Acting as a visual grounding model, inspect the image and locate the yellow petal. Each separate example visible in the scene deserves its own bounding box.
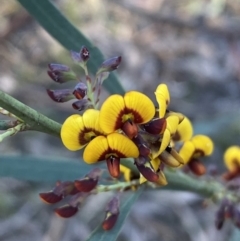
[191,135,214,157]
[107,133,139,158]
[179,141,195,164]
[174,117,193,141]
[83,136,109,164]
[156,170,168,186]
[139,174,147,184]
[124,91,155,124]
[82,109,103,133]
[224,146,240,172]
[151,158,161,171]
[166,115,179,135]
[61,114,85,151]
[155,84,170,118]
[99,94,125,133]
[120,165,131,182]
[152,129,171,159]
[159,151,181,167]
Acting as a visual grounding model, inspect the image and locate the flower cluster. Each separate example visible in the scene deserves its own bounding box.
[42,46,216,230]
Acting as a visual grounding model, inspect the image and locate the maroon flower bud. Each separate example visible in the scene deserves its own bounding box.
[188,158,206,176]
[97,56,121,75]
[46,89,75,103]
[73,82,87,100]
[72,99,89,111]
[48,63,77,83]
[102,196,120,230]
[39,191,63,204]
[135,158,159,183]
[142,118,167,135]
[106,156,120,178]
[122,119,138,139]
[132,135,151,157]
[74,168,103,192]
[70,46,90,63]
[55,205,78,218]
[80,46,90,62]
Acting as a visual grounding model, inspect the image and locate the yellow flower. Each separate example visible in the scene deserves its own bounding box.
[155,84,170,118]
[83,133,139,177]
[99,91,155,135]
[179,135,214,165]
[224,146,240,172]
[173,116,193,142]
[60,109,104,151]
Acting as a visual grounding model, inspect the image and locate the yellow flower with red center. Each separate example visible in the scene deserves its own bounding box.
[83,133,139,177]
[178,134,214,175]
[222,146,240,180]
[61,109,104,151]
[99,91,155,138]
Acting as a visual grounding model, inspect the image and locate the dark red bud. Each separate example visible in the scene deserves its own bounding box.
[48,64,76,83]
[73,82,87,99]
[102,196,120,230]
[46,89,75,103]
[74,178,98,192]
[132,135,151,157]
[74,168,103,192]
[72,99,89,111]
[106,156,120,178]
[97,56,121,74]
[39,191,62,204]
[80,46,90,62]
[122,120,138,139]
[102,212,119,230]
[135,159,159,183]
[188,159,206,176]
[55,205,78,218]
[142,118,167,135]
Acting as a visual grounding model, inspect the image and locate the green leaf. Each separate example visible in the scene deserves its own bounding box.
[0,155,95,182]
[86,187,144,241]
[17,0,125,95]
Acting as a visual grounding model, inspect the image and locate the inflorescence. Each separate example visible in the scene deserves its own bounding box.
[36,46,240,231]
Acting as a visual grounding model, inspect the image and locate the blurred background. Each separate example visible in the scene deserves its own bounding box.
[0,0,240,240]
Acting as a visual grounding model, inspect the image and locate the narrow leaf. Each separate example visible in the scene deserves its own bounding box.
[0,155,96,182]
[86,187,144,241]
[17,0,125,95]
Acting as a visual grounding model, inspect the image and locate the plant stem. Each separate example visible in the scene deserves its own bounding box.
[0,90,61,137]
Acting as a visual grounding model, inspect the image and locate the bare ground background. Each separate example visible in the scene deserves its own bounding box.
[0,0,240,240]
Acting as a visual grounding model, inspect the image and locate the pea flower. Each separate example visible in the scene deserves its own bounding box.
[99,91,155,138]
[223,146,240,180]
[83,133,139,178]
[61,109,104,151]
[179,135,214,175]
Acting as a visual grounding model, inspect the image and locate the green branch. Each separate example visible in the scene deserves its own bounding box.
[0,90,61,137]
